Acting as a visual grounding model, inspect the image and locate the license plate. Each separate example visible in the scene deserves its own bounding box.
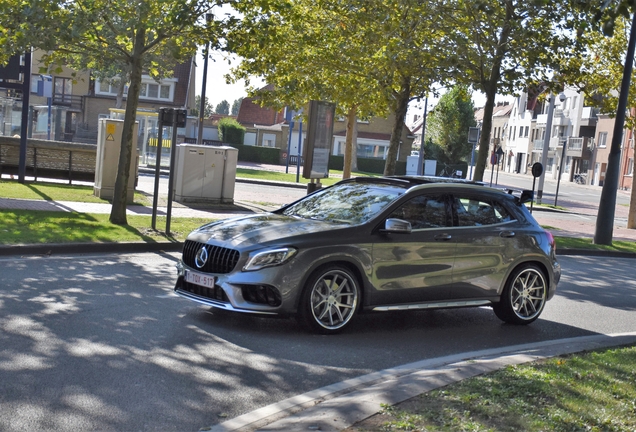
[184,270,216,289]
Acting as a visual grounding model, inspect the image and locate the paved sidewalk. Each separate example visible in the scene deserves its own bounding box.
[0,196,256,219]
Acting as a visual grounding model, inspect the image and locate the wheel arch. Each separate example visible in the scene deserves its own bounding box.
[294,258,367,312]
[498,259,550,298]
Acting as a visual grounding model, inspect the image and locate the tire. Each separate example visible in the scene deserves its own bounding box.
[298,265,360,334]
[493,264,547,325]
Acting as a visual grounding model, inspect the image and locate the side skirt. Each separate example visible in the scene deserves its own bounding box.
[371,299,492,312]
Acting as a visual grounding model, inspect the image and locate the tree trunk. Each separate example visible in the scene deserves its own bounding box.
[115,79,125,109]
[351,118,358,173]
[110,28,145,225]
[343,105,357,179]
[595,10,636,244]
[473,89,496,181]
[384,76,411,176]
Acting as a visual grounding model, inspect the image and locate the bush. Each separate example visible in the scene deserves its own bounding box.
[231,144,280,164]
[218,118,246,145]
[328,155,406,175]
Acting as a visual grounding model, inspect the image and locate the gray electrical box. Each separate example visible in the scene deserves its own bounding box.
[173,144,238,203]
[94,119,139,202]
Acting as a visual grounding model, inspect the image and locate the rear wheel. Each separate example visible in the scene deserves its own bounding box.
[298,265,360,334]
[493,264,547,325]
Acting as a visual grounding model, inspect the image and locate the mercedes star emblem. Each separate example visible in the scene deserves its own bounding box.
[194,246,209,269]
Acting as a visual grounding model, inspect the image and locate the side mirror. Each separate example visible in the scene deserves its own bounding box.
[381,218,412,234]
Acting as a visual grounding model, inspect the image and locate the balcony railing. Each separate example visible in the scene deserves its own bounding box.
[52,94,83,110]
[533,137,562,152]
[568,137,583,150]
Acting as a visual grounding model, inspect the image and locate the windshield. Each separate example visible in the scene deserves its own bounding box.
[281,181,406,224]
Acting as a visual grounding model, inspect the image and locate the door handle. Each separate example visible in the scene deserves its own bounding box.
[500,231,516,238]
[434,233,452,241]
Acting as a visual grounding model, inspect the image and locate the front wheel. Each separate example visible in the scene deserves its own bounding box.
[298,265,360,334]
[493,264,547,325]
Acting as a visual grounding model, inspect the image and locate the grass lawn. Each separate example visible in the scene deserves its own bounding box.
[555,236,636,253]
[0,210,211,244]
[0,179,151,205]
[347,344,636,432]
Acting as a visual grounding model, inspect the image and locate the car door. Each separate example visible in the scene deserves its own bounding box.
[449,192,522,300]
[369,193,457,306]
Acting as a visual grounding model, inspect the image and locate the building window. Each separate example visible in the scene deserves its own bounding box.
[54,77,73,103]
[30,75,40,94]
[524,126,529,137]
[598,132,608,148]
[629,158,634,176]
[96,78,174,102]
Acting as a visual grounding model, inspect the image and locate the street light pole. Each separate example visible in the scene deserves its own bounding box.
[537,94,556,204]
[197,13,213,145]
[554,139,567,207]
[417,96,428,175]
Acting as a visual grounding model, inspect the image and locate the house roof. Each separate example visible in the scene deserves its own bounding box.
[236,85,286,126]
[474,101,512,122]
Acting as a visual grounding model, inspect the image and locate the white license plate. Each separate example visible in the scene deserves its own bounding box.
[185,270,216,289]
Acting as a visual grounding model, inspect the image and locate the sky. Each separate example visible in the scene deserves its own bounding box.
[194,51,262,108]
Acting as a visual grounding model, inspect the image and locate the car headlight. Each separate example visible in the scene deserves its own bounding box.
[243,247,297,271]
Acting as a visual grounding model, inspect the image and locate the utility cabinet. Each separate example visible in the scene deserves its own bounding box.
[94,118,139,203]
[406,157,437,176]
[174,144,238,204]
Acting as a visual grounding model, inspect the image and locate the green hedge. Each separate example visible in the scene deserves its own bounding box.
[218,118,246,145]
[231,144,280,164]
[328,155,406,175]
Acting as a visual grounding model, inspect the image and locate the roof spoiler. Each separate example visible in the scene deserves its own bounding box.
[506,188,534,205]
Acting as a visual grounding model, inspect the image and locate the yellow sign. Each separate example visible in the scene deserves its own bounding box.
[106,134,115,141]
[106,124,116,135]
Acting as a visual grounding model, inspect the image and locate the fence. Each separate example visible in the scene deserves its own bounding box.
[0,136,97,183]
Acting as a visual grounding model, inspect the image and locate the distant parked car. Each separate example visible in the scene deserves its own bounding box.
[174,176,561,334]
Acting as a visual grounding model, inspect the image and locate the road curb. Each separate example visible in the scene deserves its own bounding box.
[208,333,636,432]
[0,241,183,256]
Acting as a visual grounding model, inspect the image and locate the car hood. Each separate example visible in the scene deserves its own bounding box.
[188,213,350,248]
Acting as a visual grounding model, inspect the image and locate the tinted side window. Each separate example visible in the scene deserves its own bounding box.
[454,197,514,227]
[389,195,448,229]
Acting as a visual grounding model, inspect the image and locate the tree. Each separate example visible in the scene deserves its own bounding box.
[558,16,636,233]
[443,0,594,182]
[426,86,476,164]
[0,0,224,225]
[231,97,243,115]
[227,0,451,177]
[215,100,230,115]
[192,95,214,118]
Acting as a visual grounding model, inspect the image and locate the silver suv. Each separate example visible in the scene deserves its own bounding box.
[174,176,561,334]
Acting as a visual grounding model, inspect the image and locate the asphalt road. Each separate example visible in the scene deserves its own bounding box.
[1,253,635,431]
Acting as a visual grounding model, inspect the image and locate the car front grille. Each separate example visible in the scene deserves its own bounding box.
[182,240,240,274]
[180,280,230,303]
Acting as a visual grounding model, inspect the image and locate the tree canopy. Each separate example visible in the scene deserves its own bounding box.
[193,95,214,118]
[231,97,243,115]
[0,0,226,225]
[215,99,230,115]
[427,86,476,164]
[442,0,594,181]
[227,0,452,176]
